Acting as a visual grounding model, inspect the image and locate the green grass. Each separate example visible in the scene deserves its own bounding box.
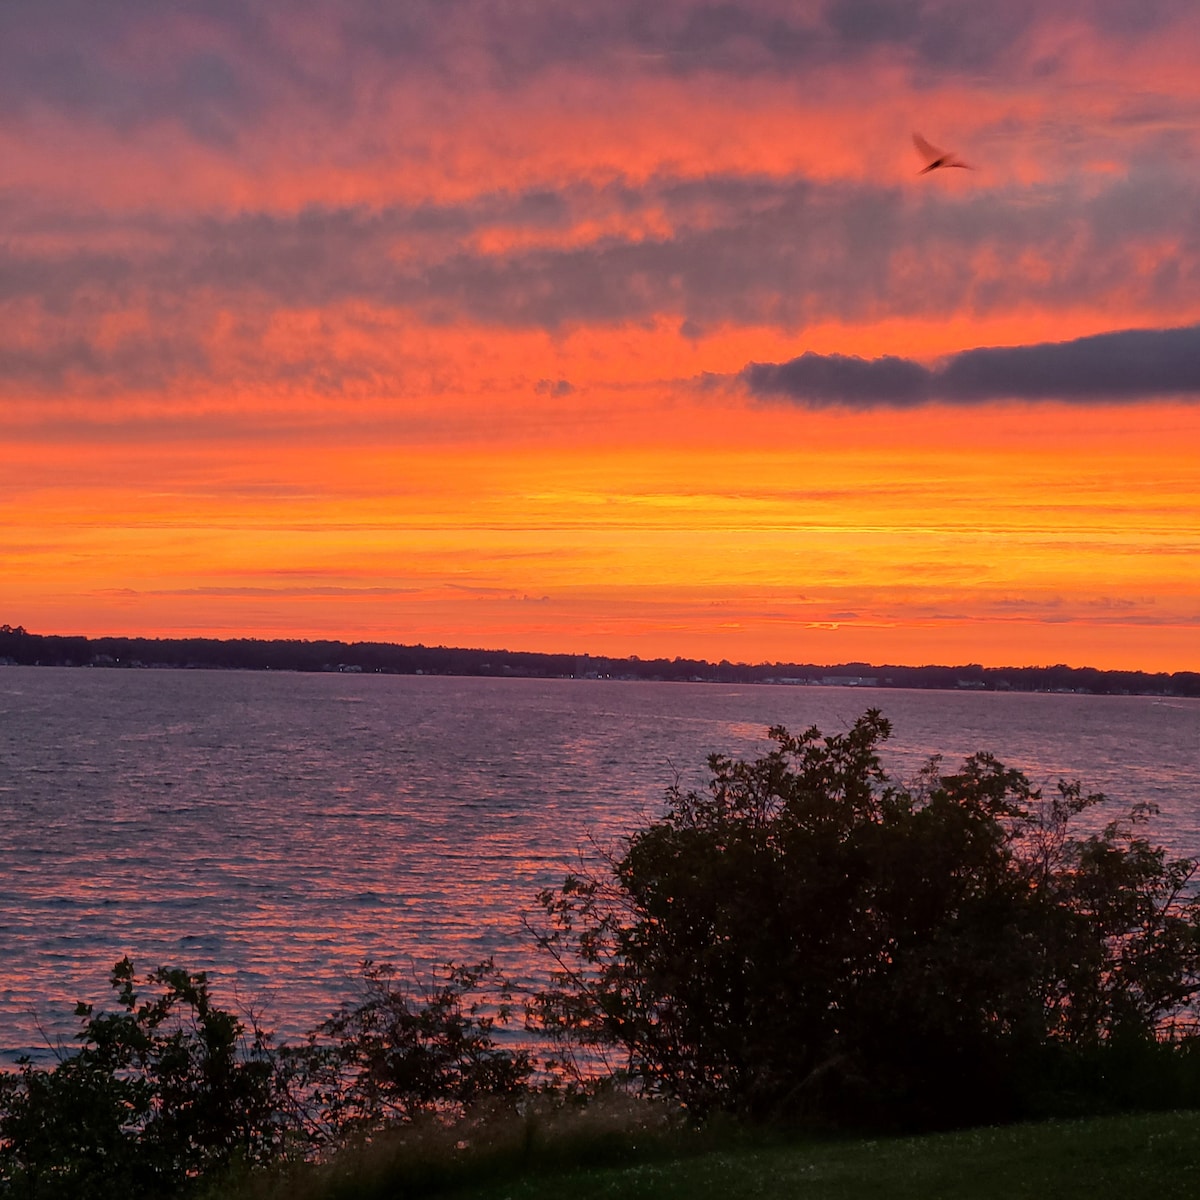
[222,1109,1200,1200]
[443,1112,1200,1200]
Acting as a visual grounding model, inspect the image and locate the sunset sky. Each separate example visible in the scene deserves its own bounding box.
[3,1,1198,671]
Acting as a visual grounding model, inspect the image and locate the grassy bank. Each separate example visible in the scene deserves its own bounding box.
[453,1112,1200,1200]
[226,1109,1200,1200]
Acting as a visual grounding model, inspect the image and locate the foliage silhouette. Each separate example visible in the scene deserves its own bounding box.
[0,958,534,1197]
[282,958,534,1147]
[0,958,283,1199]
[529,710,1200,1125]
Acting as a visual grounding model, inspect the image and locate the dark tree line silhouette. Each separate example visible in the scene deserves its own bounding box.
[2,625,1196,696]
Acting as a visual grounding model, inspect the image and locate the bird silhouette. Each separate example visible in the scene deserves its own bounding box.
[913,132,972,174]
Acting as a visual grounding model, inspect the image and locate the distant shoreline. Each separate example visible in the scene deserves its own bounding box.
[3,624,1197,698]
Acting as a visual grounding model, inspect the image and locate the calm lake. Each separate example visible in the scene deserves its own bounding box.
[1,667,1198,1061]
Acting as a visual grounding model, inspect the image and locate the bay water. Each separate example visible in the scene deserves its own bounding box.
[1,667,1197,1062]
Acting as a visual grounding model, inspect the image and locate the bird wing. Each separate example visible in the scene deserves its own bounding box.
[912,132,942,160]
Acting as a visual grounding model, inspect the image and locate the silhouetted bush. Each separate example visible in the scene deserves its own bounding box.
[0,959,284,1199]
[530,710,1200,1127]
[0,957,535,1197]
[281,959,534,1148]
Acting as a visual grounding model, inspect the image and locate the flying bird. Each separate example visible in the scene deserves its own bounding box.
[912,132,972,174]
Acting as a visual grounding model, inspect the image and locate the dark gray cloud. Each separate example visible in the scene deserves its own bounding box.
[535,378,574,397]
[0,1,267,141]
[0,330,211,393]
[741,352,929,406]
[740,323,1200,407]
[1,1,1191,128]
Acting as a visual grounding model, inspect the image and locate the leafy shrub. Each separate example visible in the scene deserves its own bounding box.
[280,958,534,1147]
[529,711,1200,1126]
[1,957,536,1196]
[0,958,284,1199]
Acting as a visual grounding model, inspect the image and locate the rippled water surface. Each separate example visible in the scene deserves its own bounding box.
[1,667,1197,1060]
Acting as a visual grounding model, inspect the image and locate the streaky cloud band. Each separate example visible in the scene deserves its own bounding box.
[740,323,1200,408]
